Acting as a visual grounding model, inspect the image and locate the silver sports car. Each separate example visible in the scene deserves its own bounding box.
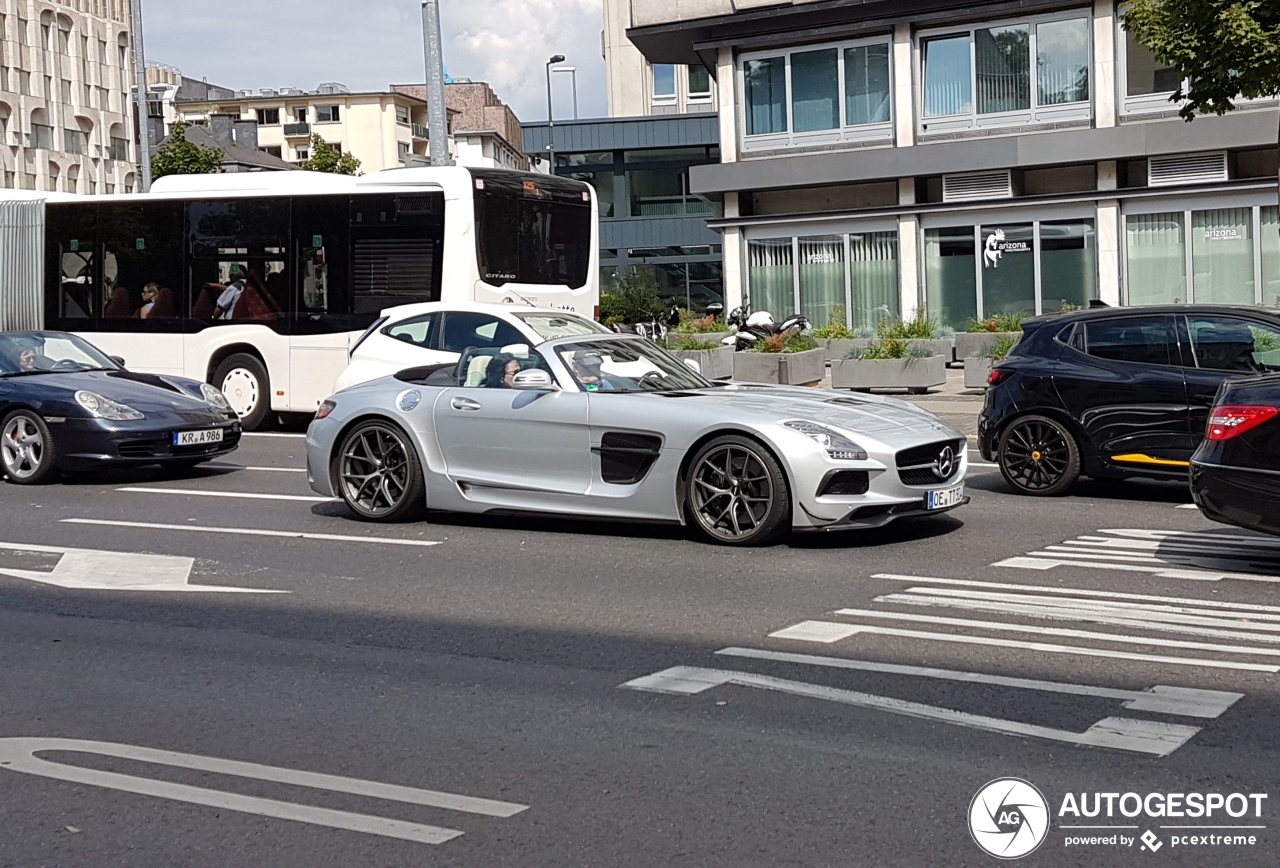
[306,334,970,545]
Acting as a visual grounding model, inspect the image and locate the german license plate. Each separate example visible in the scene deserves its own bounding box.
[173,428,224,447]
[926,484,964,510]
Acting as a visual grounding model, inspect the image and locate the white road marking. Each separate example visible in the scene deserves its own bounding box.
[997,528,1280,581]
[830,609,1280,659]
[61,519,442,548]
[116,487,331,503]
[765,620,1278,672]
[992,556,1253,581]
[0,737,526,845]
[206,463,308,474]
[239,432,306,439]
[714,647,1241,719]
[1177,504,1201,509]
[0,542,282,594]
[768,621,858,643]
[620,667,1200,756]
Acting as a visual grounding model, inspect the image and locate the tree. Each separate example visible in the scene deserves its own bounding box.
[599,266,664,327]
[299,134,361,175]
[150,121,223,180]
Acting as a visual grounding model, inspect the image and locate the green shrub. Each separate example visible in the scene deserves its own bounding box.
[661,335,723,351]
[755,332,820,353]
[813,304,853,339]
[965,312,1025,333]
[599,267,663,324]
[673,311,727,334]
[978,333,1019,361]
[878,309,943,340]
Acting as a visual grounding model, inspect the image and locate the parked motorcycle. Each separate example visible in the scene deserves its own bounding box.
[722,305,811,351]
[612,303,681,342]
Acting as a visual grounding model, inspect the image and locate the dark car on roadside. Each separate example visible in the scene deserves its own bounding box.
[1190,375,1280,536]
[978,305,1280,496]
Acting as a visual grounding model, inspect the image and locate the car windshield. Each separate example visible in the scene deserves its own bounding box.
[557,339,714,393]
[513,312,611,340]
[0,332,119,376]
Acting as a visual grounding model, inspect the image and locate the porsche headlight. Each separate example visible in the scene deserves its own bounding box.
[200,383,231,410]
[75,391,144,421]
[783,420,867,460]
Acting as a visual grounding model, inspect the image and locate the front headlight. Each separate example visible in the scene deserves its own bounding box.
[75,391,144,421]
[783,420,867,460]
[200,383,231,410]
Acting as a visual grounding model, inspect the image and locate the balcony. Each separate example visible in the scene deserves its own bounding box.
[412,123,429,140]
[284,122,311,138]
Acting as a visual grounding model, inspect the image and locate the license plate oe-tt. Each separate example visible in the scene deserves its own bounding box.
[173,428,224,447]
[926,484,964,510]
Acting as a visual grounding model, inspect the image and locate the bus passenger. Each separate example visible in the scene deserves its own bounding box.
[104,286,134,318]
[139,283,160,318]
[214,267,248,320]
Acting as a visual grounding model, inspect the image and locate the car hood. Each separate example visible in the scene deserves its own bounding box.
[6,370,215,413]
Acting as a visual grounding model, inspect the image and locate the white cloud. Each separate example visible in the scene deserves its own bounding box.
[143,0,606,121]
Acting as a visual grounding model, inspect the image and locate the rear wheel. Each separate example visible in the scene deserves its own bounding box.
[337,420,425,522]
[685,435,790,546]
[997,414,1081,496]
[214,353,270,431]
[1,410,57,485]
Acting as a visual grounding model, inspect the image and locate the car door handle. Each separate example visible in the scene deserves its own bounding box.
[450,397,482,411]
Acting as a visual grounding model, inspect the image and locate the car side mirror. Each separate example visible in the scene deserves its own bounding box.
[683,358,702,374]
[511,369,558,391]
[109,355,126,367]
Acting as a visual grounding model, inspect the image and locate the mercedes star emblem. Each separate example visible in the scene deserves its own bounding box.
[933,446,957,480]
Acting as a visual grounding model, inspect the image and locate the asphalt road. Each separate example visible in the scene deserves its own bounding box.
[1,430,1278,867]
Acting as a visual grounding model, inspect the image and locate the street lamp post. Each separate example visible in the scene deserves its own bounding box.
[128,0,152,192]
[553,67,578,119]
[545,54,564,171]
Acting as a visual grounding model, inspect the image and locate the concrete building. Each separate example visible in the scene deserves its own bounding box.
[154,114,296,174]
[141,63,234,145]
[175,83,454,173]
[622,0,1280,329]
[604,0,716,117]
[393,80,526,170]
[0,0,140,193]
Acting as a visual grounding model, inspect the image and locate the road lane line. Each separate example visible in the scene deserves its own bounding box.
[61,519,443,548]
[830,609,1280,658]
[891,587,1280,623]
[766,620,1279,672]
[1101,528,1280,548]
[991,556,1269,582]
[620,667,1200,756]
[239,432,306,439]
[115,487,330,503]
[714,647,1242,718]
[206,464,308,473]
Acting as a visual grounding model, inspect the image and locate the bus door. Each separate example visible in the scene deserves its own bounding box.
[289,195,355,412]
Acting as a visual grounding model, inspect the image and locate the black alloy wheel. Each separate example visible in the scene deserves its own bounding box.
[337,420,425,522]
[686,434,790,545]
[997,414,1081,496]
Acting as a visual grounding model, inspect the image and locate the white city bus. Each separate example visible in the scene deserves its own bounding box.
[23,166,598,428]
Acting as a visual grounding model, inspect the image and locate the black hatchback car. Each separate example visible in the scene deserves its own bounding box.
[1190,374,1280,536]
[978,305,1280,495]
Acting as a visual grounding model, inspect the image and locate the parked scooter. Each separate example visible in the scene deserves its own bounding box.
[613,303,681,342]
[722,305,811,351]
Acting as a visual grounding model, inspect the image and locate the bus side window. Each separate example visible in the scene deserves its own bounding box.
[294,195,351,321]
[99,202,185,324]
[46,203,98,325]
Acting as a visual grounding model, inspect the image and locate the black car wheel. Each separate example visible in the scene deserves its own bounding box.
[998,414,1081,496]
[337,420,425,522]
[1,410,57,485]
[686,435,790,546]
[214,353,270,431]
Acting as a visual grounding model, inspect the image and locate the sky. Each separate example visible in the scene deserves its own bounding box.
[143,0,608,123]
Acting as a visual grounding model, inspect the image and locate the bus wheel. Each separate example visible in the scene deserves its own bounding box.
[214,354,270,431]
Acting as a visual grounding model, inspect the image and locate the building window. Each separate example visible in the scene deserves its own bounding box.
[316,104,340,123]
[291,106,307,123]
[626,168,712,217]
[31,123,53,150]
[919,14,1091,135]
[741,38,892,151]
[749,233,901,328]
[395,105,410,125]
[687,65,711,102]
[652,64,677,104]
[1264,207,1280,307]
[1126,206,1273,306]
[259,145,282,158]
[256,107,280,125]
[398,141,410,162]
[295,148,309,161]
[109,136,128,161]
[64,129,87,154]
[1122,26,1181,114]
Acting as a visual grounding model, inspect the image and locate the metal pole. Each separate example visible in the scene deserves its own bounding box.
[129,0,152,192]
[421,0,452,166]
[545,62,555,170]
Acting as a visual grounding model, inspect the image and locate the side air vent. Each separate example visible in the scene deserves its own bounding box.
[595,432,662,485]
[942,170,1014,203]
[1148,151,1229,187]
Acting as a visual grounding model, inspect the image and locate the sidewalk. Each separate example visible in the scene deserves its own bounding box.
[816,365,984,439]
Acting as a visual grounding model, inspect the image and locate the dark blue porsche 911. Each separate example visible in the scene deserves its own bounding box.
[0,331,241,484]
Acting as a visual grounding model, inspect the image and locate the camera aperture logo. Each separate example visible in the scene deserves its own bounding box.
[969,778,1050,859]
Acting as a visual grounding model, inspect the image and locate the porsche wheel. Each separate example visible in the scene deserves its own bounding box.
[1,410,57,485]
[686,435,790,546]
[998,414,1081,496]
[337,420,425,522]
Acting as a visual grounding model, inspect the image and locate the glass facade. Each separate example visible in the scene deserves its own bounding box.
[849,232,900,328]
[1040,221,1097,312]
[1264,208,1280,307]
[748,239,794,316]
[745,57,787,135]
[1124,29,1180,97]
[980,223,1035,315]
[1192,209,1254,306]
[791,49,840,132]
[845,44,892,125]
[748,233,899,327]
[797,235,845,324]
[925,227,979,327]
[1037,19,1090,105]
[975,25,1030,114]
[923,36,971,117]
[1126,213,1186,305]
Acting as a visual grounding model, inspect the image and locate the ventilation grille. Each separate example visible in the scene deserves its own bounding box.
[1149,151,1229,187]
[942,170,1013,203]
[353,239,437,311]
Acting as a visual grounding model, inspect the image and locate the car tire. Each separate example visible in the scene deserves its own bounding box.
[685,434,790,546]
[1,409,58,485]
[214,353,270,431]
[997,414,1081,496]
[336,419,426,522]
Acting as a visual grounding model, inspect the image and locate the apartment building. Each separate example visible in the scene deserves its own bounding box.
[393,80,526,170]
[0,0,139,193]
[622,0,1280,329]
[175,83,452,173]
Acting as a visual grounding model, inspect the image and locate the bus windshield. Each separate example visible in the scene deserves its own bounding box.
[471,170,592,290]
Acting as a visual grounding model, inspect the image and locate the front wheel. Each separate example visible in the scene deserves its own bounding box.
[337,420,425,522]
[685,435,790,545]
[997,414,1081,496]
[1,410,58,484]
[214,353,270,431]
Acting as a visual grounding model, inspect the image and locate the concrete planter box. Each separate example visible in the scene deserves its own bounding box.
[908,338,954,360]
[667,345,735,380]
[824,338,867,362]
[733,347,826,386]
[955,332,1019,362]
[963,357,994,389]
[830,355,948,394]
[672,330,731,345]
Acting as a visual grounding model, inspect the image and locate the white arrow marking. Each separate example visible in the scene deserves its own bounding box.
[620,667,1200,756]
[0,737,527,845]
[0,542,283,593]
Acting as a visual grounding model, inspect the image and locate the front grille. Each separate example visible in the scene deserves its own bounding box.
[896,438,966,487]
[818,470,870,497]
[118,440,162,458]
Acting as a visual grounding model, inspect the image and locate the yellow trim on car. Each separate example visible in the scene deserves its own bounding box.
[1110,453,1191,468]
